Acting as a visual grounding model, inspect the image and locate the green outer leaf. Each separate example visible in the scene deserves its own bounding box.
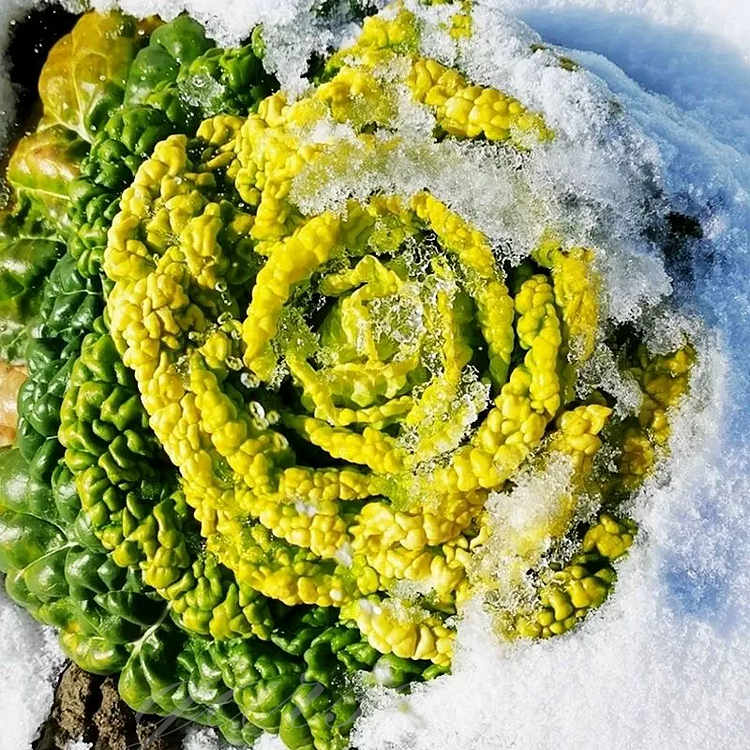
[38,11,144,142]
[118,613,395,749]
[0,214,63,362]
[7,125,88,231]
[0,447,55,521]
[175,45,275,118]
[124,15,214,105]
[59,629,131,674]
[0,243,159,675]
[0,507,65,572]
[0,442,165,675]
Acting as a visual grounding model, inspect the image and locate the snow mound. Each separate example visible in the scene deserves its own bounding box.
[0,597,65,750]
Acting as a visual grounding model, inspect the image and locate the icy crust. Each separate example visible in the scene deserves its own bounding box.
[425,0,674,324]
[89,0,350,93]
[469,452,580,606]
[89,0,305,43]
[289,0,675,330]
[182,725,288,749]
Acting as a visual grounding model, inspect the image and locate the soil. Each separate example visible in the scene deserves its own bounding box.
[32,662,185,750]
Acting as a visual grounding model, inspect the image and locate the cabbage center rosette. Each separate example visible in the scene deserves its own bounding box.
[0,3,700,747]
[102,7,641,667]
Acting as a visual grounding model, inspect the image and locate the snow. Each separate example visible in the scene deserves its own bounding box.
[0,596,65,750]
[250,734,287,750]
[492,0,750,155]
[473,453,579,600]
[1,1,749,749]
[493,0,750,65]
[182,726,287,750]
[182,726,235,750]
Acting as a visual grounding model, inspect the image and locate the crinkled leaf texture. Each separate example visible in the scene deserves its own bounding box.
[0,4,697,750]
[124,15,213,105]
[0,211,62,362]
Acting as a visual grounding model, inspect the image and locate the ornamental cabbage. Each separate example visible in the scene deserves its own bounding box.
[0,4,695,749]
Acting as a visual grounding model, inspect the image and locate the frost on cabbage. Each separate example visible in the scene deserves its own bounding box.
[0,2,697,749]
